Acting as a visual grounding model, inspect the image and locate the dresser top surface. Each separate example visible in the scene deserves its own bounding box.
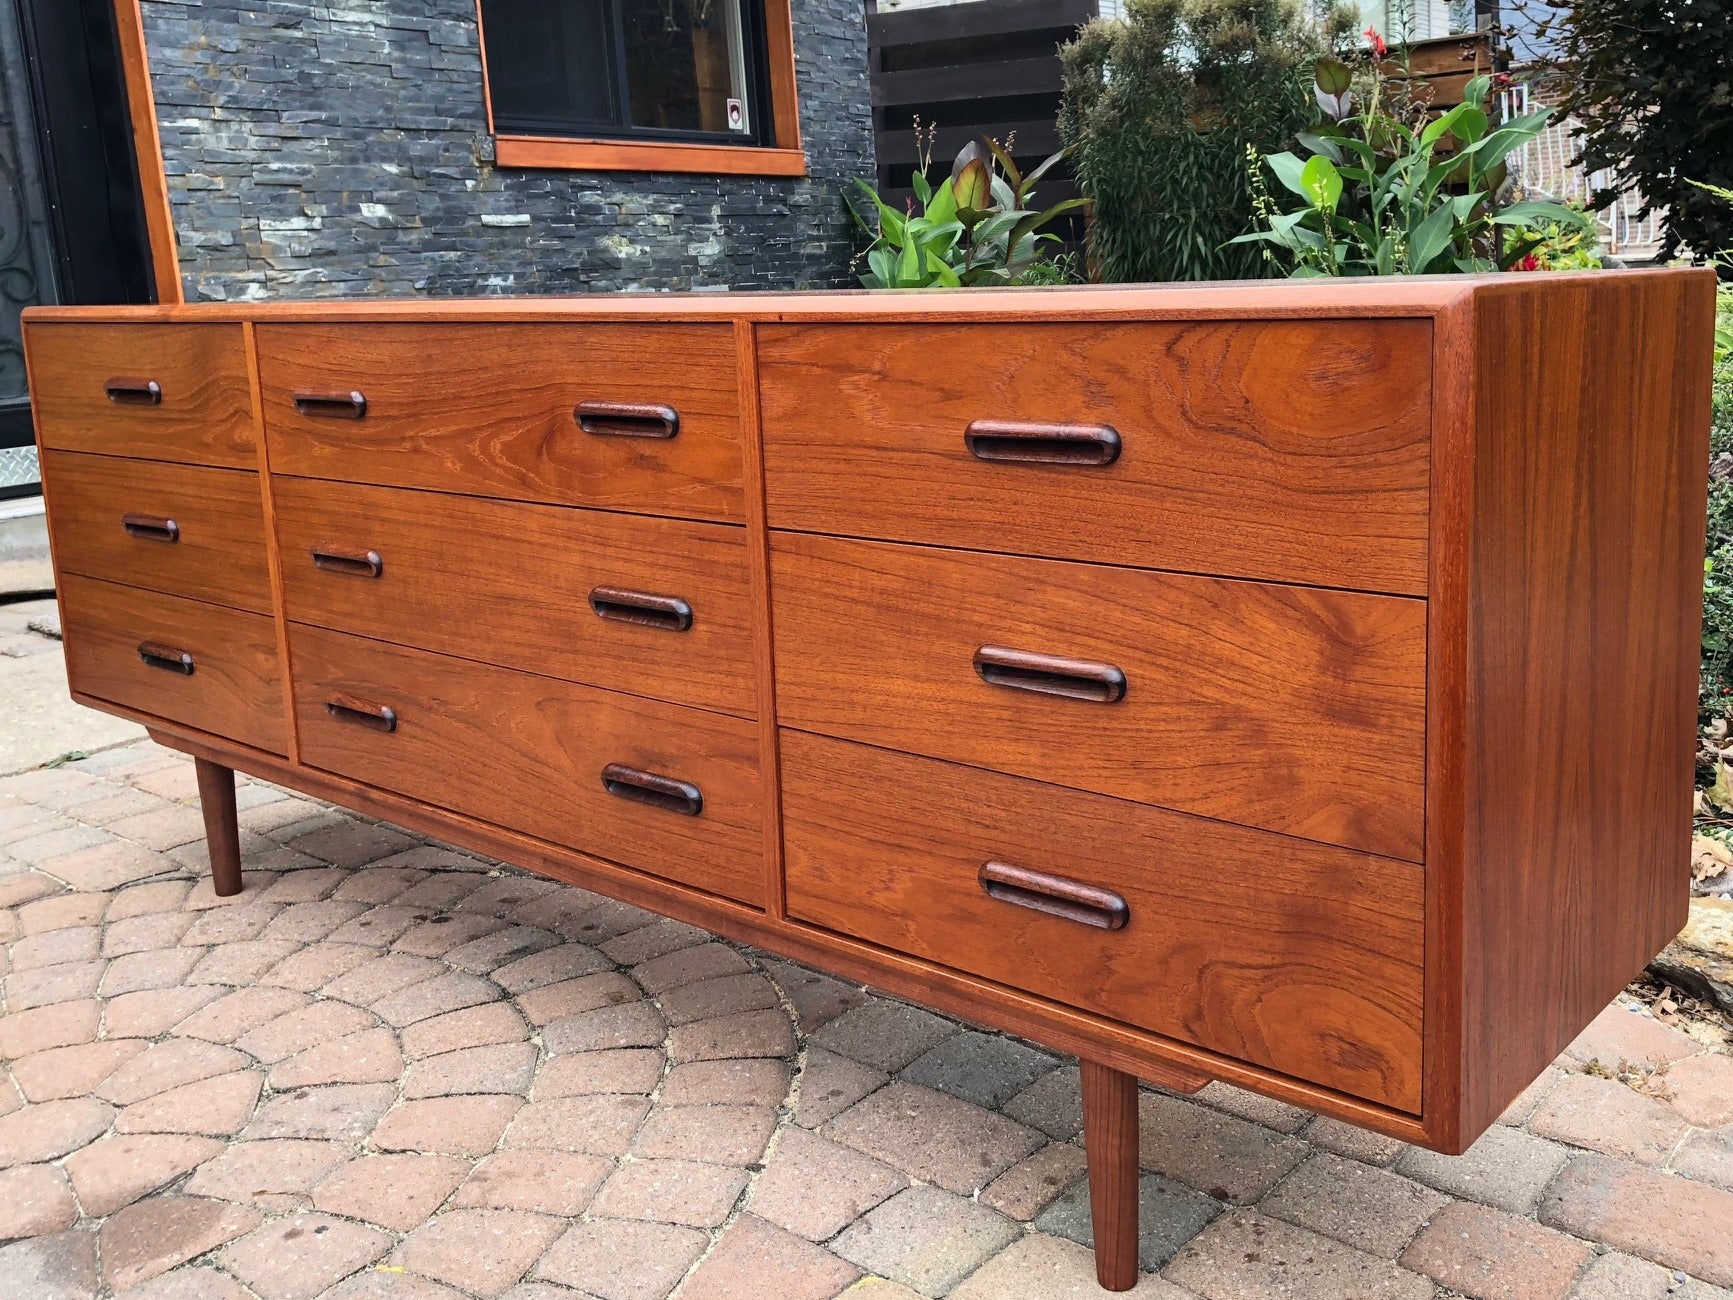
[25,268,1713,327]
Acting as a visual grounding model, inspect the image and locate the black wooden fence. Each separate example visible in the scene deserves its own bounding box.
[866,0,1097,231]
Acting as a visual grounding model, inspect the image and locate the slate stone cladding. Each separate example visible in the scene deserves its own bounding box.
[136,0,875,299]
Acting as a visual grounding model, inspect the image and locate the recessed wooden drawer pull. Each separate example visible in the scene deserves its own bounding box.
[104,377,162,406]
[601,763,704,816]
[311,545,384,579]
[979,860,1130,931]
[574,401,679,439]
[589,586,694,632]
[137,641,195,675]
[973,645,1127,704]
[325,692,398,732]
[964,420,1121,467]
[293,390,367,420]
[122,513,180,543]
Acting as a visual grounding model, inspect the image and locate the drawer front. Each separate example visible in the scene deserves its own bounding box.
[772,533,1425,861]
[758,320,1431,595]
[58,574,287,755]
[782,732,1424,1112]
[25,322,256,468]
[273,478,755,717]
[290,625,764,906]
[42,452,272,614]
[256,323,744,522]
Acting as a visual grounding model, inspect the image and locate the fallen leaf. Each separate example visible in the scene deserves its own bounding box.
[1693,834,1733,882]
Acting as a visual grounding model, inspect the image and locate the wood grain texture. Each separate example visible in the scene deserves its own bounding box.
[244,320,304,765]
[289,625,764,906]
[1444,270,1717,1145]
[40,451,271,613]
[255,322,744,521]
[758,319,1432,593]
[24,322,253,465]
[494,137,808,175]
[771,532,1427,861]
[1080,1061,1141,1292]
[110,0,181,303]
[142,717,1435,1142]
[781,732,1425,1110]
[58,573,286,755]
[195,758,242,896]
[271,477,756,717]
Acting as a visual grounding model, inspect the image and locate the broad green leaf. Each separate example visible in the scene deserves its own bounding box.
[1488,200,1593,228]
[911,169,932,207]
[1265,152,1311,199]
[1407,200,1458,272]
[1301,155,1342,212]
[1314,56,1352,94]
[924,177,959,228]
[953,159,992,214]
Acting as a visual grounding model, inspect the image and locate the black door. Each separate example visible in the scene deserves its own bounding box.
[0,0,155,498]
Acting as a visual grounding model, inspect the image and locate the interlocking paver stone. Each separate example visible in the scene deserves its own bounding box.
[0,1096,114,1166]
[952,1234,1198,1299]
[313,1153,472,1231]
[632,1102,777,1166]
[101,1195,263,1292]
[271,1027,405,1088]
[665,1007,794,1062]
[1540,1154,1733,1286]
[1401,1199,1593,1300]
[401,1002,530,1061]
[5,958,104,1010]
[900,1030,1059,1109]
[1137,1092,1308,1205]
[1664,1052,1733,1128]
[762,958,866,1032]
[824,1081,1043,1194]
[375,1095,526,1157]
[631,941,750,994]
[981,1142,1089,1221]
[533,1047,664,1099]
[0,1163,78,1237]
[0,1229,100,1299]
[185,1138,351,1208]
[1529,1073,1691,1164]
[600,917,707,966]
[113,1070,264,1136]
[11,1039,144,1100]
[245,1081,399,1142]
[1397,1123,1571,1214]
[517,972,640,1027]
[504,1095,650,1156]
[680,1214,860,1300]
[125,1265,256,1300]
[832,1185,1021,1298]
[220,1211,393,1300]
[812,999,958,1072]
[97,1038,251,1104]
[452,1150,612,1217]
[1260,1152,1447,1256]
[535,1219,708,1300]
[749,1127,908,1240]
[404,1042,538,1098]
[176,986,312,1043]
[101,911,194,958]
[65,1134,224,1216]
[1163,1209,1433,1300]
[1036,1171,1222,1270]
[492,943,612,994]
[0,997,100,1058]
[591,1157,748,1227]
[656,971,781,1026]
[396,1208,568,1297]
[1566,1004,1701,1072]
[1305,1115,1408,1167]
[1001,1064,1083,1141]
[1195,1081,1312,1135]
[662,1056,791,1106]
[1673,1125,1733,1191]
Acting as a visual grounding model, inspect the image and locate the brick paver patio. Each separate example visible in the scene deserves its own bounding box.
[2,738,1732,1299]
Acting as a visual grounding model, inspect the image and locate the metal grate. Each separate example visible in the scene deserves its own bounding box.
[0,444,38,493]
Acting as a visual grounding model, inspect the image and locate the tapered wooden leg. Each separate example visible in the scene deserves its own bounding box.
[194,758,243,898]
[1080,1059,1140,1291]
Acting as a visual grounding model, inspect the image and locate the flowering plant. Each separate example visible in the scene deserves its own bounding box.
[1232,40,1592,276]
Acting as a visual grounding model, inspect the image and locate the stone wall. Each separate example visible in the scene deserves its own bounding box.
[136,0,875,299]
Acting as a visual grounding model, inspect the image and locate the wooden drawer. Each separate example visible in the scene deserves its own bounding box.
[272,478,755,717]
[256,323,744,522]
[42,452,272,614]
[290,625,763,906]
[58,574,287,755]
[758,320,1431,594]
[772,533,1425,861]
[782,732,1424,1112]
[24,322,256,468]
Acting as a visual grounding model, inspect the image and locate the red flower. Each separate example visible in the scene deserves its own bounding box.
[1364,24,1388,58]
[1508,253,1542,272]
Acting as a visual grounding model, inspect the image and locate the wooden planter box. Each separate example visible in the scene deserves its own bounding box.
[23,270,1717,1290]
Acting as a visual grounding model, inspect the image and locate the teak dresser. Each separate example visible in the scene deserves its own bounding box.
[23,272,1717,1290]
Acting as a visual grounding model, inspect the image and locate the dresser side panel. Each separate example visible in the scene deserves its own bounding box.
[1459,270,1715,1141]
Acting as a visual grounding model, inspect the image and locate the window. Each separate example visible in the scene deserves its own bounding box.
[476,0,804,174]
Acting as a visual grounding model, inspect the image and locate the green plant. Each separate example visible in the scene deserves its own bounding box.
[1234,56,1593,275]
[1058,0,1348,283]
[1502,201,1603,271]
[848,133,1086,288]
[1522,0,1731,271]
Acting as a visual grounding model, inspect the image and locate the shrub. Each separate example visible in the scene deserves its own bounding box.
[1702,287,1733,719]
[1058,0,1348,282]
[1526,0,1732,269]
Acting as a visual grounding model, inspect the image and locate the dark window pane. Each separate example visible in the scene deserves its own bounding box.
[620,0,751,136]
[480,0,617,132]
